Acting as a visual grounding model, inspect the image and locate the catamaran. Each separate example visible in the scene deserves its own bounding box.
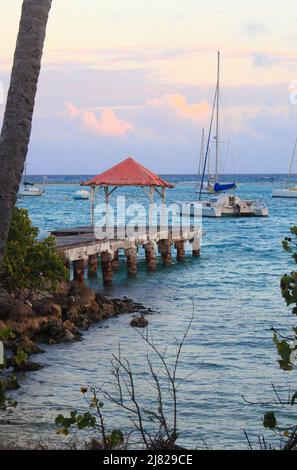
[272,138,297,198]
[181,51,269,218]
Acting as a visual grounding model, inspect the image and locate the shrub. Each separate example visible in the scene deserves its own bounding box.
[0,208,67,293]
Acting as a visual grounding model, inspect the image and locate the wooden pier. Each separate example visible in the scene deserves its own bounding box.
[51,225,202,286]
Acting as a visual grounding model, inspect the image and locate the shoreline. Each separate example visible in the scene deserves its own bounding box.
[0,282,151,391]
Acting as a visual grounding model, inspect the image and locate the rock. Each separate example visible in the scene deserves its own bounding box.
[37,318,66,343]
[102,304,115,318]
[95,293,111,306]
[64,329,76,343]
[0,293,35,321]
[17,336,43,355]
[113,300,126,315]
[68,285,96,302]
[32,300,62,319]
[130,316,149,328]
[0,375,20,391]
[57,281,71,296]
[13,361,43,372]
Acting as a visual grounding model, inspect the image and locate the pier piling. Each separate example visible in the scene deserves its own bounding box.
[112,250,120,271]
[192,248,201,258]
[73,259,86,285]
[175,241,186,262]
[144,242,157,271]
[159,240,172,267]
[125,248,138,276]
[88,254,98,278]
[101,252,114,286]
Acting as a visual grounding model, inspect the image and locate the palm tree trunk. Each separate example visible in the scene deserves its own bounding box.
[0,0,52,266]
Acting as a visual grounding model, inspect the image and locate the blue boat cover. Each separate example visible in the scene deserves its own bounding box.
[214,182,236,193]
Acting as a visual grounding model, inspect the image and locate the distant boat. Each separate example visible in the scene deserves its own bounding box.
[272,138,297,198]
[73,190,90,200]
[179,194,268,218]
[200,195,268,218]
[19,183,43,197]
[19,163,43,197]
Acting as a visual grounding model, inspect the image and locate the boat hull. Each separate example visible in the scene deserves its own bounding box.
[272,189,297,198]
[73,190,90,200]
[19,190,42,197]
[178,195,269,218]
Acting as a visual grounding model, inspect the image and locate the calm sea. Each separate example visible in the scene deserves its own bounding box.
[1,174,297,449]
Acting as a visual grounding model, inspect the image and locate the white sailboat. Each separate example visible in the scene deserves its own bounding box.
[272,138,297,198]
[19,163,43,197]
[180,51,269,218]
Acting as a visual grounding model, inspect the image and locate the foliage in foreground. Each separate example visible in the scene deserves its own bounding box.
[0,208,67,292]
[261,227,297,450]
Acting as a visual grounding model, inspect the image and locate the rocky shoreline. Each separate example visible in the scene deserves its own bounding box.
[0,282,151,390]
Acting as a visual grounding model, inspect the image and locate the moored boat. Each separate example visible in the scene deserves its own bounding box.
[73,190,90,200]
[19,183,43,197]
[178,195,268,218]
[272,138,297,198]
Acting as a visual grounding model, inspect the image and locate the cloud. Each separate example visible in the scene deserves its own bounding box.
[65,102,135,137]
[252,51,297,69]
[147,93,211,122]
[242,21,267,37]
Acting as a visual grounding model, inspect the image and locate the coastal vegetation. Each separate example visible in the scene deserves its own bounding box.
[258,227,297,450]
[0,208,67,293]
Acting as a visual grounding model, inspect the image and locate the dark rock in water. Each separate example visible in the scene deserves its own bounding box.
[63,329,76,343]
[0,375,20,391]
[17,335,43,355]
[13,361,43,372]
[102,303,115,318]
[95,293,111,306]
[130,316,149,328]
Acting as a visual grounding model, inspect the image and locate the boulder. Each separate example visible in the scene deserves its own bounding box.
[68,284,96,302]
[57,281,71,296]
[64,329,76,343]
[95,293,111,307]
[102,303,115,318]
[32,300,62,319]
[130,316,149,328]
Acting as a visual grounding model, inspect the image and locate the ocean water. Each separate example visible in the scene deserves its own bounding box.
[1,174,297,450]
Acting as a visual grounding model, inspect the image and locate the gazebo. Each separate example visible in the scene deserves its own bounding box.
[82,157,174,225]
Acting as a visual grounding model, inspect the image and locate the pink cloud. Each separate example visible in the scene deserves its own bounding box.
[148,94,211,122]
[65,102,134,137]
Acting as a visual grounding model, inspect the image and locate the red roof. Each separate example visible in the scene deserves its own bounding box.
[82,157,174,188]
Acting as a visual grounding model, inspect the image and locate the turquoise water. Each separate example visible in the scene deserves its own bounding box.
[2,175,297,449]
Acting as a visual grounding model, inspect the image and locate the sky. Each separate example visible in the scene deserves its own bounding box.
[0,0,297,174]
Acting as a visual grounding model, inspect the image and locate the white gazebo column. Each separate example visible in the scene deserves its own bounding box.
[149,187,155,230]
[90,185,95,226]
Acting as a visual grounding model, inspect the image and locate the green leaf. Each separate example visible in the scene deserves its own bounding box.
[263,412,277,430]
[0,327,15,341]
[14,348,28,366]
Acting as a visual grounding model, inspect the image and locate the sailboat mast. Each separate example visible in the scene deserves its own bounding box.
[286,137,297,189]
[215,51,220,181]
[198,128,205,176]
